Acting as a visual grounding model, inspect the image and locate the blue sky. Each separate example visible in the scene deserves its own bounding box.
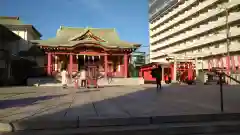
[1,0,149,52]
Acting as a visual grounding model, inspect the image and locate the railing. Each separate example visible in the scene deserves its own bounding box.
[208,69,240,112]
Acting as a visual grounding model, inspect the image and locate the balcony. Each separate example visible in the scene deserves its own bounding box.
[150,0,219,37]
[151,11,240,51]
[151,3,240,44]
[151,28,240,59]
[150,0,196,29]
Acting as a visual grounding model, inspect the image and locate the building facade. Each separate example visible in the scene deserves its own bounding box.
[149,0,240,73]
[130,52,146,67]
[0,17,42,85]
[0,17,42,54]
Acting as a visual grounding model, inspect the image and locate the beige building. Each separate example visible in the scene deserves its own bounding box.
[149,0,240,72]
[0,17,42,84]
[0,16,42,55]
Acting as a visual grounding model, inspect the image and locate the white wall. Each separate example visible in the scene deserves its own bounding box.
[12,29,40,52]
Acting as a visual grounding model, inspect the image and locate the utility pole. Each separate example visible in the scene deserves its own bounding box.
[225,8,231,75]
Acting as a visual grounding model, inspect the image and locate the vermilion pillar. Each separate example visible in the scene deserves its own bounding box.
[170,64,174,80]
[220,58,224,69]
[226,56,230,75]
[188,63,193,80]
[124,53,128,78]
[69,54,73,77]
[47,53,52,76]
[104,55,108,78]
[231,56,236,72]
[238,56,240,72]
[139,69,142,77]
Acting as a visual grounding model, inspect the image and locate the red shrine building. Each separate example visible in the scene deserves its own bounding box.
[32,26,141,78]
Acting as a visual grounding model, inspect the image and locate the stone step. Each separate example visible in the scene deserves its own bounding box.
[3,113,240,134]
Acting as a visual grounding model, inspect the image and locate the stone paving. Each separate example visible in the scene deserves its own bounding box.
[0,84,240,122]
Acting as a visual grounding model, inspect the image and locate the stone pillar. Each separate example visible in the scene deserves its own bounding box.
[124,53,128,78]
[104,55,108,78]
[173,57,177,82]
[69,54,73,77]
[47,53,52,76]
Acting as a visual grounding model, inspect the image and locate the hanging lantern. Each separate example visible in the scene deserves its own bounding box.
[76,55,78,59]
[84,55,85,61]
[98,55,100,59]
[92,56,94,61]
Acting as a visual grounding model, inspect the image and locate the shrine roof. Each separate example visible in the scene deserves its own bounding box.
[31,26,141,49]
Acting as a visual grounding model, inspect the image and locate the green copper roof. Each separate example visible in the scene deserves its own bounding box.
[32,26,141,49]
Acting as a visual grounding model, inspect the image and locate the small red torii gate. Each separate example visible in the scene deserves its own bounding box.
[166,56,196,83]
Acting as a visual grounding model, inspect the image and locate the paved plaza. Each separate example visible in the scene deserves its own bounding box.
[0,84,240,123]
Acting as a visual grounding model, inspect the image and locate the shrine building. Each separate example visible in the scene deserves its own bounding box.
[32,26,141,78]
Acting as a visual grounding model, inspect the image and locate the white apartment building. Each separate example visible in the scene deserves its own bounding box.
[149,0,240,71]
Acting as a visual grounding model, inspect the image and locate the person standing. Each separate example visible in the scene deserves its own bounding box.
[151,65,162,91]
[80,67,87,88]
[61,68,68,88]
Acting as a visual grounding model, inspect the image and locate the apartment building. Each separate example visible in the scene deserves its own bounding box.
[149,0,240,71]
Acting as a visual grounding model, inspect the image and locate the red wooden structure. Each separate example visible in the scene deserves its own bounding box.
[139,62,171,83]
[32,26,141,80]
[176,62,195,82]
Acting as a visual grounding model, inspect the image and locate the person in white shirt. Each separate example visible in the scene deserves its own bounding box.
[80,67,87,88]
[61,68,68,88]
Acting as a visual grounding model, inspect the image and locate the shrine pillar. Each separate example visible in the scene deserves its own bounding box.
[104,55,108,78]
[226,56,230,75]
[195,58,199,78]
[173,57,177,82]
[69,54,73,77]
[54,55,58,71]
[47,53,52,76]
[238,56,240,72]
[124,53,128,78]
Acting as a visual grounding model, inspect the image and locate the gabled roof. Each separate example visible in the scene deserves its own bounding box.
[57,26,120,42]
[0,16,42,37]
[32,26,141,49]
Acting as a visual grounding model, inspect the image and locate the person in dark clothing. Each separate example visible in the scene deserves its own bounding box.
[151,65,162,91]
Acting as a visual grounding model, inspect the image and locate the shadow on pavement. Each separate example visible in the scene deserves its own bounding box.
[2,84,240,134]
[0,94,67,109]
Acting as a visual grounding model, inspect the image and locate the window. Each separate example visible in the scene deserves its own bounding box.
[215,44,219,48]
[198,48,202,52]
